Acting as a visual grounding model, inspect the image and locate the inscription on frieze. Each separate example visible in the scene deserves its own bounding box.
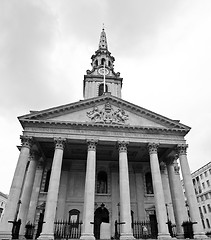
[87,102,129,124]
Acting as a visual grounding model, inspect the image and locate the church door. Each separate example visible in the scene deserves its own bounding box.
[149,214,158,238]
[94,204,109,239]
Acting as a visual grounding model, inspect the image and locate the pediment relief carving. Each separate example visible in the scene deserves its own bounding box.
[87,102,129,125]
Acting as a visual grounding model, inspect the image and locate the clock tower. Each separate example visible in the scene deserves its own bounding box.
[83,28,123,99]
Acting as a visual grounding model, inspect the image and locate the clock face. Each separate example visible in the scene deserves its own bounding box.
[98,67,109,75]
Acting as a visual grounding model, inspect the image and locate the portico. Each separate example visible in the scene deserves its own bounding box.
[0,28,207,240]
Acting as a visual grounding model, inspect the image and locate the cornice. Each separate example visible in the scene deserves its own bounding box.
[19,118,189,135]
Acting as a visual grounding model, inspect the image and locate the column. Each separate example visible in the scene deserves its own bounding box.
[166,156,188,238]
[0,136,33,240]
[177,144,206,239]
[80,139,97,240]
[148,143,170,240]
[118,141,134,240]
[39,138,66,240]
[160,162,175,225]
[18,152,38,238]
[27,158,44,223]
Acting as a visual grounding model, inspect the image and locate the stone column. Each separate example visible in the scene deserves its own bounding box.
[160,162,175,225]
[19,152,38,237]
[27,158,44,223]
[118,141,134,240]
[0,136,33,240]
[148,143,170,240]
[177,144,206,239]
[166,156,187,238]
[80,140,97,240]
[39,138,66,240]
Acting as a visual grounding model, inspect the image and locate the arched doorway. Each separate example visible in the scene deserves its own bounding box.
[94,203,109,239]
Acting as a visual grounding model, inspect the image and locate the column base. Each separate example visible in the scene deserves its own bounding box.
[194,232,208,239]
[120,233,135,240]
[38,233,54,240]
[80,233,95,240]
[157,233,171,240]
[176,233,184,239]
[0,231,12,240]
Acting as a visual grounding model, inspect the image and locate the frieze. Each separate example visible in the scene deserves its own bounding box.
[87,102,129,125]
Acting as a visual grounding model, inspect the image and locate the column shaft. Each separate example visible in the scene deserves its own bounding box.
[19,153,38,237]
[27,160,44,223]
[160,162,175,225]
[118,141,134,240]
[167,158,187,238]
[80,140,97,240]
[177,145,206,238]
[0,136,32,240]
[39,138,65,240]
[148,143,170,240]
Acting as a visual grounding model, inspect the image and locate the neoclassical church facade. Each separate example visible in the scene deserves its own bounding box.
[0,29,207,240]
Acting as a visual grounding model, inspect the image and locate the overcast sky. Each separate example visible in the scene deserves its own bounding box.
[0,0,211,194]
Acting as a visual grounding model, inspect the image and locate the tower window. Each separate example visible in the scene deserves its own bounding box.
[145,172,153,194]
[95,60,98,67]
[99,84,108,96]
[101,58,105,65]
[108,61,111,67]
[97,171,108,194]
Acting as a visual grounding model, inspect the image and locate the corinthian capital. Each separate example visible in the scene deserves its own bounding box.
[176,144,188,156]
[54,137,66,150]
[20,136,33,149]
[117,141,129,152]
[87,139,98,151]
[148,143,159,154]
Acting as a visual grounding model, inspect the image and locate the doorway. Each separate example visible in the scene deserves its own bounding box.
[94,203,109,239]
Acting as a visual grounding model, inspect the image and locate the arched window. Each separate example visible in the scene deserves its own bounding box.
[145,172,153,194]
[108,61,111,67]
[44,170,51,192]
[101,58,105,65]
[97,171,108,194]
[95,60,98,67]
[99,84,108,96]
[69,209,80,223]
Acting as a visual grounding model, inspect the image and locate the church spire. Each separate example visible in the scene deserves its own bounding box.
[98,27,108,50]
[83,28,123,99]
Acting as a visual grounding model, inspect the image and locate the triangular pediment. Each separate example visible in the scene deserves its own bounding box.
[19,94,190,134]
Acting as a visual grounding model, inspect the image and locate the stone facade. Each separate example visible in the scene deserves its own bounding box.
[0,29,206,240]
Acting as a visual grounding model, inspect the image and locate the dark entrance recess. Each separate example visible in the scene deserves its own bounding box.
[149,214,158,238]
[94,203,109,239]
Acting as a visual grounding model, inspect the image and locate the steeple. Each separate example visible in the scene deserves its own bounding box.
[83,28,123,99]
[99,27,108,50]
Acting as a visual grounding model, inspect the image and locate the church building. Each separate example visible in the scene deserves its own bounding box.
[0,29,207,240]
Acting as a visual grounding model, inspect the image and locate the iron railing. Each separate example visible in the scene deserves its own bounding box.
[54,220,82,239]
[132,220,157,239]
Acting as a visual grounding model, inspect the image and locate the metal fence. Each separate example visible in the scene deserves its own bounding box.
[132,220,157,239]
[54,220,83,239]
